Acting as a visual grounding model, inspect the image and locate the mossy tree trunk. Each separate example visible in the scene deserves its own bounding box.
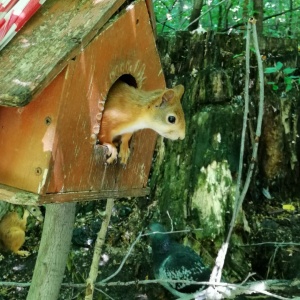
[150,32,300,280]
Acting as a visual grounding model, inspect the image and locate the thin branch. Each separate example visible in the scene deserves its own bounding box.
[208,17,265,290]
[166,210,174,231]
[240,273,257,285]
[85,198,115,300]
[1,278,298,300]
[155,17,176,30]
[230,15,265,255]
[95,279,295,300]
[239,242,300,247]
[94,287,115,300]
[184,0,227,30]
[232,17,251,230]
[100,227,202,284]
[221,6,300,32]
[101,231,143,283]
[0,282,31,287]
[160,0,179,32]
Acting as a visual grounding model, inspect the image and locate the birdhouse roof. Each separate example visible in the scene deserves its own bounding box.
[0,0,155,107]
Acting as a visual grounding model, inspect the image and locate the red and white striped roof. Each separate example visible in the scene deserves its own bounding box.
[0,0,46,50]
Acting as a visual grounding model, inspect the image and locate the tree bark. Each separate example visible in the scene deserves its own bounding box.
[253,0,263,37]
[188,0,204,31]
[27,202,76,300]
[154,32,300,281]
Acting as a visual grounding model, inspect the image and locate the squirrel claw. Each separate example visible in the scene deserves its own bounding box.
[103,143,118,164]
[106,153,117,164]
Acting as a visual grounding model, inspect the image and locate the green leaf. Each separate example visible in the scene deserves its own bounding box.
[286,84,292,92]
[283,67,297,75]
[267,81,276,85]
[264,67,278,74]
[233,53,244,59]
[275,61,283,71]
[283,204,295,211]
[285,77,292,84]
[272,85,279,91]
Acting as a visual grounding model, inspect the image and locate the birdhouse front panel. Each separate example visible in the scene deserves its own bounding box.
[0,0,165,204]
[0,70,66,195]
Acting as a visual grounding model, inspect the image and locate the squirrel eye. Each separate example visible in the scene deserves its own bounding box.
[168,115,176,124]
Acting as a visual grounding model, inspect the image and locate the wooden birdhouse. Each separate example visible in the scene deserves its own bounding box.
[0,0,165,205]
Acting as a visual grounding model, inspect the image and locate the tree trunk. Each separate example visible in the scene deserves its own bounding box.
[27,202,76,300]
[188,0,204,31]
[253,0,263,37]
[154,32,300,280]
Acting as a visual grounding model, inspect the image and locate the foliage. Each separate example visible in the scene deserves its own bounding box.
[154,0,300,38]
[265,61,300,92]
[154,0,193,32]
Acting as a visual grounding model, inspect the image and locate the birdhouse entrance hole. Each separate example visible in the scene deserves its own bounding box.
[92,73,137,144]
[117,74,138,88]
[96,74,138,163]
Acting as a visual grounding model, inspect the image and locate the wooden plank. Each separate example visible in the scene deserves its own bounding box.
[0,0,126,107]
[0,183,149,205]
[145,0,157,37]
[0,184,39,205]
[38,188,150,204]
[0,68,67,194]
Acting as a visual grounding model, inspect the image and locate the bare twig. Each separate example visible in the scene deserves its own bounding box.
[221,6,300,32]
[85,198,115,300]
[239,242,300,247]
[160,0,179,32]
[184,0,227,30]
[1,278,298,300]
[0,282,31,287]
[166,210,174,231]
[100,227,203,284]
[240,273,257,285]
[94,287,115,300]
[233,17,251,222]
[208,17,265,292]
[101,231,143,283]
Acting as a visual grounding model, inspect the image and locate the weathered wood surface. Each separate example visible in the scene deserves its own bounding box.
[0,183,150,205]
[0,184,40,205]
[0,0,164,203]
[0,0,127,107]
[0,68,65,194]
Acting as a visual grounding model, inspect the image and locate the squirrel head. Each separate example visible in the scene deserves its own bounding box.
[150,84,185,140]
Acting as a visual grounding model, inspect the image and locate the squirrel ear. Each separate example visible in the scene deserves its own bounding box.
[154,90,174,107]
[162,90,175,102]
[174,84,185,99]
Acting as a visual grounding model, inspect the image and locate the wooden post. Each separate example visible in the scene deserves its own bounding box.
[26,202,76,300]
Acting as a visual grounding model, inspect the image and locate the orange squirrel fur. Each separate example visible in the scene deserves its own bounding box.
[0,210,30,257]
[99,81,185,164]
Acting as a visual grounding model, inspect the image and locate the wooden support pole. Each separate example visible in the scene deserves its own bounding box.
[26,202,76,300]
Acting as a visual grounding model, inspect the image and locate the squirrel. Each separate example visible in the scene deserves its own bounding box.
[0,210,30,257]
[99,81,185,165]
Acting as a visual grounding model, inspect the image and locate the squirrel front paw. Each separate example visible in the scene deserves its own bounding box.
[103,143,118,164]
